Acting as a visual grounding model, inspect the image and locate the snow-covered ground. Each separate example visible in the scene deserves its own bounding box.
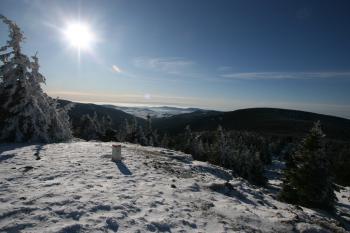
[0,142,349,233]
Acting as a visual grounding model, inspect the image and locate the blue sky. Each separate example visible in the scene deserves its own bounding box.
[1,0,350,118]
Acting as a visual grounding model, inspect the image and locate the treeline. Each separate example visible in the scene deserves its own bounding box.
[73,112,350,187]
[169,122,343,211]
[163,125,276,186]
[73,113,276,186]
[72,112,349,211]
[74,113,160,147]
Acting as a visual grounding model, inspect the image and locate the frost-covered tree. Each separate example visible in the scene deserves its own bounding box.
[76,113,99,140]
[279,121,336,210]
[123,117,138,143]
[229,145,266,186]
[135,125,147,145]
[0,15,71,142]
[131,116,138,133]
[183,125,193,153]
[145,114,154,146]
[246,151,267,186]
[124,118,131,135]
[117,119,130,141]
[74,112,116,141]
[192,136,206,160]
[216,125,229,166]
[146,114,152,132]
[160,133,169,147]
[100,115,117,141]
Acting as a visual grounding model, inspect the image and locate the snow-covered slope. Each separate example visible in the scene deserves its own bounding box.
[0,142,349,232]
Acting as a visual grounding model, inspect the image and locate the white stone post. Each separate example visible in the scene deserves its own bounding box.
[112,145,122,161]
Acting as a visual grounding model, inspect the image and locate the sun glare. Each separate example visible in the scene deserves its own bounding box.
[64,22,95,51]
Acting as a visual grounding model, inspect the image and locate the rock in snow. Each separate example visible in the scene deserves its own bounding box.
[0,142,349,232]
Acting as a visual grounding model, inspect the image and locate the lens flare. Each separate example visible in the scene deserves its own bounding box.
[64,22,95,50]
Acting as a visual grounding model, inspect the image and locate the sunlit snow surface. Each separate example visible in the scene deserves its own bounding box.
[0,142,349,232]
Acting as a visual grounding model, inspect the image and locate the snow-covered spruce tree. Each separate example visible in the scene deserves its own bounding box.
[76,112,114,141]
[75,114,97,140]
[145,114,159,146]
[123,116,137,142]
[191,135,206,160]
[100,115,117,141]
[279,121,336,210]
[117,118,130,142]
[135,125,147,146]
[0,15,71,142]
[183,125,193,153]
[246,151,267,186]
[230,145,267,186]
[131,116,138,133]
[145,114,152,145]
[160,133,169,147]
[216,125,229,166]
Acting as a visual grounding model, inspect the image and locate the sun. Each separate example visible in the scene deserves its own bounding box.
[63,22,95,51]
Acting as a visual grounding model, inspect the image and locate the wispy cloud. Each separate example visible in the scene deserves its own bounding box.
[133,57,194,74]
[217,66,233,72]
[112,65,122,73]
[220,72,350,80]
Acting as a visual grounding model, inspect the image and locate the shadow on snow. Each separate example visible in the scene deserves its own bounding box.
[115,160,132,176]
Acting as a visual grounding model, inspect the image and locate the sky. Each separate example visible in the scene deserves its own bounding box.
[0,0,350,118]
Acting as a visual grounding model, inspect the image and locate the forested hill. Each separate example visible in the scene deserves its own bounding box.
[58,100,350,140]
[153,108,350,140]
[58,100,147,130]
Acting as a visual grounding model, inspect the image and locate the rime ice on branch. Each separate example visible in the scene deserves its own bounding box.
[0,15,72,142]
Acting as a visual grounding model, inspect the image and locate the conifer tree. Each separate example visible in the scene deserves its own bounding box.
[247,151,267,186]
[280,121,336,210]
[117,119,130,141]
[146,114,152,132]
[184,125,193,153]
[101,115,112,131]
[160,133,169,147]
[135,125,147,145]
[100,115,117,141]
[131,116,138,133]
[0,15,71,142]
[145,114,154,146]
[216,125,229,166]
[124,118,131,135]
[193,136,206,160]
[77,113,99,140]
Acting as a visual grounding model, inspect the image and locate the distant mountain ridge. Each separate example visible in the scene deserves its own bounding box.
[153,107,350,140]
[58,100,350,140]
[58,100,147,129]
[102,104,202,119]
